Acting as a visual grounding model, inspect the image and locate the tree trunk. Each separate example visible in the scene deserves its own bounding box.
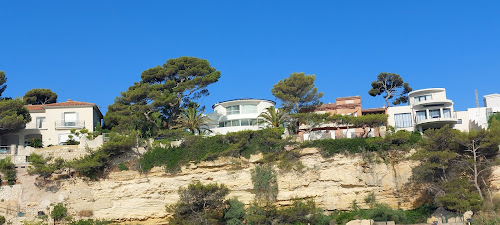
[472,141,484,200]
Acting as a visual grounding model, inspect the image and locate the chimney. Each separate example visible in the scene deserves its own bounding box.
[68,99,72,102]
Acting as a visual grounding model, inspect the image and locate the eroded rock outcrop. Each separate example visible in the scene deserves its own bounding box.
[3,148,421,223]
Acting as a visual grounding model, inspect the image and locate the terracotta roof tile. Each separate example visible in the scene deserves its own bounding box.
[24,100,96,112]
[25,105,44,111]
[43,101,95,107]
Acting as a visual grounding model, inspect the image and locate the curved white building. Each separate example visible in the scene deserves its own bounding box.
[206,98,276,135]
[387,88,458,132]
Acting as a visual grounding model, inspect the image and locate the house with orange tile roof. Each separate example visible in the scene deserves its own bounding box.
[0,99,103,163]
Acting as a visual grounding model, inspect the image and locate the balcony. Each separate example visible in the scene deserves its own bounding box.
[416,117,458,129]
[55,120,85,129]
[25,123,47,130]
[413,99,453,108]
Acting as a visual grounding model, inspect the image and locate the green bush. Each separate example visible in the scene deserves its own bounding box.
[303,137,388,156]
[0,215,5,225]
[403,203,435,224]
[139,128,285,173]
[471,213,500,225]
[69,219,111,225]
[167,181,229,225]
[27,138,43,148]
[0,157,16,185]
[118,162,129,171]
[224,198,246,225]
[251,164,278,204]
[28,153,65,178]
[51,203,67,222]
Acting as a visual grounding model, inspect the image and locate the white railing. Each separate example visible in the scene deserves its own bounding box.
[55,120,85,129]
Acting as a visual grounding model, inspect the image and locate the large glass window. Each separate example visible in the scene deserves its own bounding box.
[219,119,259,127]
[241,104,258,114]
[416,111,427,122]
[443,108,451,118]
[226,106,240,115]
[394,113,412,128]
[414,95,432,103]
[429,109,441,119]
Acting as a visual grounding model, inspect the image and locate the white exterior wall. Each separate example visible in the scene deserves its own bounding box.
[454,111,470,132]
[484,94,500,108]
[208,99,275,135]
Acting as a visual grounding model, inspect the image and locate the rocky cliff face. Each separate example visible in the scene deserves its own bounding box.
[2,148,421,223]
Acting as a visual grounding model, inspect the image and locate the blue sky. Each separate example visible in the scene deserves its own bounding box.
[1,1,499,114]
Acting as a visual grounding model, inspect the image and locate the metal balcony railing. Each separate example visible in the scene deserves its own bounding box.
[55,120,85,129]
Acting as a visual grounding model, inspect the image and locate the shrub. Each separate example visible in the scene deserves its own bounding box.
[403,203,434,224]
[251,164,278,204]
[28,153,65,178]
[139,128,286,173]
[167,181,229,225]
[51,203,67,222]
[0,157,16,185]
[0,215,5,225]
[471,213,500,225]
[224,198,246,225]
[118,162,129,171]
[303,137,388,156]
[27,138,43,148]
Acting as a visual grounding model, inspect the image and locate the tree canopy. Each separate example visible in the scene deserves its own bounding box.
[368,72,412,107]
[23,88,58,105]
[104,56,221,137]
[0,71,6,98]
[0,72,31,135]
[271,72,323,113]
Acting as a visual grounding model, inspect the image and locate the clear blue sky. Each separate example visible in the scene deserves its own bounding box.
[1,1,499,114]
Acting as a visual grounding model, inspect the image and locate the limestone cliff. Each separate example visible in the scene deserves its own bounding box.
[2,148,421,223]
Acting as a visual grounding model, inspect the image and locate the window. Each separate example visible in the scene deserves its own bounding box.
[429,109,440,119]
[443,108,451,118]
[457,119,462,124]
[64,112,77,126]
[416,111,427,122]
[414,95,432,103]
[226,105,240,115]
[241,104,258,114]
[232,120,240,126]
[241,119,250,126]
[36,117,46,129]
[394,113,412,128]
[219,122,225,127]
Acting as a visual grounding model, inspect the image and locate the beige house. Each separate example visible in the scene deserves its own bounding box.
[0,99,103,163]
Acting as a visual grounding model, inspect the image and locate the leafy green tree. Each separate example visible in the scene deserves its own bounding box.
[271,72,323,114]
[351,114,388,137]
[51,203,68,223]
[175,107,211,135]
[0,71,6,98]
[411,125,461,194]
[368,72,412,107]
[251,164,278,205]
[0,99,31,136]
[23,88,57,105]
[105,56,221,137]
[292,112,331,135]
[257,106,289,128]
[167,181,229,225]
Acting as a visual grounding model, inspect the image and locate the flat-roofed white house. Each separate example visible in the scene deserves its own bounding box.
[387,88,459,132]
[0,99,103,163]
[466,93,500,130]
[206,98,276,135]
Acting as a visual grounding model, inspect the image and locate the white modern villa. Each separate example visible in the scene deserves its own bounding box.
[206,98,276,135]
[387,88,459,132]
[0,99,103,164]
[465,93,500,130]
